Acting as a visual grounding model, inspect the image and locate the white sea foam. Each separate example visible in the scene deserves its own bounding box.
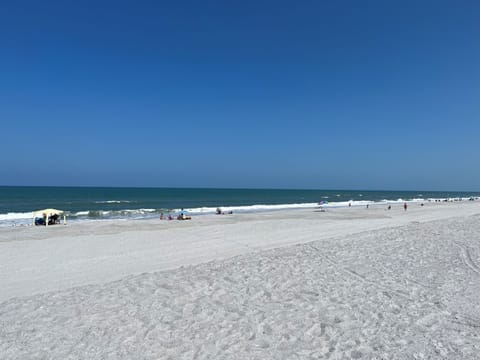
[72,209,157,217]
[94,200,133,204]
[181,202,319,214]
[0,212,35,227]
[0,212,34,221]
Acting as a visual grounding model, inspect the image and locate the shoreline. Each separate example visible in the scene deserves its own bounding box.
[1,194,479,227]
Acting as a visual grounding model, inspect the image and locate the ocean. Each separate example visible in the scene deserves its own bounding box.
[1,186,479,227]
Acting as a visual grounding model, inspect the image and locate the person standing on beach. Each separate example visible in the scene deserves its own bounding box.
[404,202,407,211]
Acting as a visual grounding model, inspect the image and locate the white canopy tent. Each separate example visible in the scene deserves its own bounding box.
[33,208,66,226]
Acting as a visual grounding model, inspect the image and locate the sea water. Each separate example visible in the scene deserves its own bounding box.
[0,186,479,227]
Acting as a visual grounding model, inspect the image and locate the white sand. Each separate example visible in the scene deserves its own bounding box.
[1,202,480,359]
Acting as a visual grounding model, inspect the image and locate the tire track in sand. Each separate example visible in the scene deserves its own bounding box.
[453,242,480,276]
[308,244,411,300]
[309,243,480,330]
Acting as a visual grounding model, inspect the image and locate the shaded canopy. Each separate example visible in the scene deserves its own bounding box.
[33,208,64,218]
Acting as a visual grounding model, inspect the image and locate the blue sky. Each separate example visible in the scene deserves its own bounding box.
[1,0,479,190]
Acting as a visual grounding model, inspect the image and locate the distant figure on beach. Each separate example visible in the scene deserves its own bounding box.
[216,207,233,215]
[50,214,59,225]
[349,202,351,207]
[404,202,408,211]
[387,205,391,210]
[366,204,369,209]
[177,208,191,220]
[160,213,164,220]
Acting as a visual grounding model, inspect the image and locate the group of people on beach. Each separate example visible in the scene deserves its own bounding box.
[160,208,191,221]
[160,201,439,221]
[364,202,409,210]
[216,208,233,215]
[34,213,60,226]
[159,207,234,220]
[385,202,424,211]
[384,203,407,210]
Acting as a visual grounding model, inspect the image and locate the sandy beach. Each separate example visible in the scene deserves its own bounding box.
[1,201,480,359]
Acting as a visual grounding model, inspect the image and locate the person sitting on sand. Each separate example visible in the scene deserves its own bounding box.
[177,208,191,220]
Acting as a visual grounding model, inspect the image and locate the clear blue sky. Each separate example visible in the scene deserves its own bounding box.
[1,0,479,190]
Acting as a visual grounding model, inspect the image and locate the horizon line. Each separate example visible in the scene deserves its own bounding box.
[1,185,479,193]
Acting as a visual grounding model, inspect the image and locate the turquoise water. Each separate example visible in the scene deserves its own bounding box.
[1,186,479,225]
